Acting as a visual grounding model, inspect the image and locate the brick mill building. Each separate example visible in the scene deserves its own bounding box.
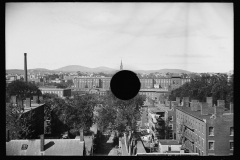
[175,98,233,156]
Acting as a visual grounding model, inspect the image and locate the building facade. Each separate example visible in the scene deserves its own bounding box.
[73,77,190,92]
[175,99,233,156]
[39,88,71,98]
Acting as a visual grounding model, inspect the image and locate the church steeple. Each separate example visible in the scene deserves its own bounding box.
[120,59,123,70]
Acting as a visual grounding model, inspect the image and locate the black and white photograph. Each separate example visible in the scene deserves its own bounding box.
[6,3,233,156]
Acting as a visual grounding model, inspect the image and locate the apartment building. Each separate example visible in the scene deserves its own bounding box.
[175,98,233,156]
[73,77,190,91]
[39,88,71,98]
[139,88,169,102]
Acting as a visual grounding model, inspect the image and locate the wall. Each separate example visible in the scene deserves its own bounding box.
[175,109,207,155]
[206,114,233,156]
[159,144,182,153]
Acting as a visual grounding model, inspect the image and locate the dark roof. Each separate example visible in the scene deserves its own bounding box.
[159,140,180,145]
[166,151,181,153]
[6,139,84,156]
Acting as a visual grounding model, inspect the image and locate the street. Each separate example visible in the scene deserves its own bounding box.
[93,134,116,156]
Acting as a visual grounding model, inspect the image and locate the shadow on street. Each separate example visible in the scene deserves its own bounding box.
[93,135,114,156]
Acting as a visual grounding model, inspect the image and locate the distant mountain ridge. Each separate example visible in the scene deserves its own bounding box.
[134,68,191,74]
[55,65,117,73]
[6,65,192,74]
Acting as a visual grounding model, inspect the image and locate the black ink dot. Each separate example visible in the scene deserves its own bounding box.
[110,70,140,100]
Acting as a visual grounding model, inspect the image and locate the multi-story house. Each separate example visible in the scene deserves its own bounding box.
[175,98,233,156]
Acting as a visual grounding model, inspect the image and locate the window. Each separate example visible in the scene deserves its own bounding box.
[230,141,234,150]
[202,138,204,149]
[202,151,204,156]
[169,131,173,139]
[208,141,214,150]
[169,116,173,122]
[209,127,214,136]
[169,124,173,130]
[230,127,234,136]
[208,153,215,156]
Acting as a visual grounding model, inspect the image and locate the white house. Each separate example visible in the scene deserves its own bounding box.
[158,140,184,153]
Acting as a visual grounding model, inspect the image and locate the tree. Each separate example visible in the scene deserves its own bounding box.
[6,103,39,139]
[6,80,42,102]
[55,83,68,88]
[169,73,233,108]
[96,104,117,132]
[96,91,145,134]
[62,94,98,135]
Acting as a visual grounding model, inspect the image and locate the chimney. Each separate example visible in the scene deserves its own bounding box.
[6,130,10,142]
[26,98,31,107]
[17,98,24,111]
[200,102,209,115]
[215,100,225,117]
[176,97,180,106]
[40,134,44,152]
[183,97,189,107]
[11,95,17,104]
[80,129,84,141]
[217,100,225,107]
[33,95,39,104]
[191,100,198,111]
[206,97,213,107]
[230,102,234,113]
[24,53,28,82]
[39,96,43,103]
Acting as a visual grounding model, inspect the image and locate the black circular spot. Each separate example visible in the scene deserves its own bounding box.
[110,70,140,100]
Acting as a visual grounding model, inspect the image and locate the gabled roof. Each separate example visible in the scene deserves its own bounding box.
[6,139,84,156]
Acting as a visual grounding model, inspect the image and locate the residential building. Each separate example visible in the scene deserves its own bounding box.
[39,88,71,98]
[158,140,184,153]
[73,76,190,91]
[139,88,169,102]
[175,98,233,156]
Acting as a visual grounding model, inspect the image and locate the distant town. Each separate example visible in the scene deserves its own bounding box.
[6,54,233,156]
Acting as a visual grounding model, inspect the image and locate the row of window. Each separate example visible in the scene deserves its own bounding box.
[177,112,205,134]
[209,127,233,136]
[41,91,63,96]
[208,141,234,150]
[205,140,234,150]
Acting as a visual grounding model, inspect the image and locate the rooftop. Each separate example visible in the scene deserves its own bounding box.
[159,140,180,145]
[23,103,45,113]
[175,106,231,122]
[148,107,165,113]
[6,139,84,156]
[39,88,71,91]
[140,88,169,92]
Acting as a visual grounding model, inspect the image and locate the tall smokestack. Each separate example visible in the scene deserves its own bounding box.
[24,53,27,82]
[40,134,44,151]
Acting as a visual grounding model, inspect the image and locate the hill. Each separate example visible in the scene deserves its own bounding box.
[54,65,117,73]
[134,69,191,74]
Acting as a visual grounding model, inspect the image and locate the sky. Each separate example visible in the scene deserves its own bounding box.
[6,3,233,73]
